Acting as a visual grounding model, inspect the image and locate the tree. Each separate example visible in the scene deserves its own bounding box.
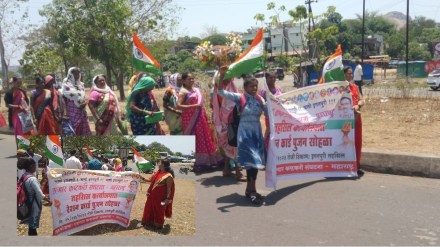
[0,0,28,88]
[39,0,180,100]
[202,34,227,46]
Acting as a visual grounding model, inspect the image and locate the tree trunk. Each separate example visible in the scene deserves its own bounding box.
[117,70,125,101]
[0,25,9,89]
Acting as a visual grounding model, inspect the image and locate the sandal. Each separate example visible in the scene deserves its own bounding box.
[222,171,234,177]
[245,190,263,199]
[249,195,262,205]
[236,173,246,182]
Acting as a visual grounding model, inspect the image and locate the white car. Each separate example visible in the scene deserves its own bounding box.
[427,69,440,91]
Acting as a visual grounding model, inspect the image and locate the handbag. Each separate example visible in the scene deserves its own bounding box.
[17,111,35,133]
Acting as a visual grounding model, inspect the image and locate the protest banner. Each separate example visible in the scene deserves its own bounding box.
[265,81,357,189]
[48,169,140,236]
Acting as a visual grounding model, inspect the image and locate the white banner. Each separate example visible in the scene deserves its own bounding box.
[266,81,357,189]
[48,169,140,236]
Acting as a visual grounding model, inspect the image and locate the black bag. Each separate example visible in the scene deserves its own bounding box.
[227,105,241,147]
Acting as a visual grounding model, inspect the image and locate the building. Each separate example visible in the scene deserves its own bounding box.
[242,23,307,58]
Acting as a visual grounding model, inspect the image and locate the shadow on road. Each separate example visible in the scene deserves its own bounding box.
[198,174,245,188]
[215,178,357,211]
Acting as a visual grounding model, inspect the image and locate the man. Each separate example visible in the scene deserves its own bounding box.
[353,60,363,95]
[65,150,82,169]
[26,148,42,179]
[87,155,103,170]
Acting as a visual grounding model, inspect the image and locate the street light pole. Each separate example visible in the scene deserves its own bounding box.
[406,0,410,82]
[361,0,365,63]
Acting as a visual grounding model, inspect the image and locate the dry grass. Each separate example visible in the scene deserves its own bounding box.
[361,94,440,154]
[17,173,196,236]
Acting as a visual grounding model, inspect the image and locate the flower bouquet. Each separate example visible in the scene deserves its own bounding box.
[193,32,243,68]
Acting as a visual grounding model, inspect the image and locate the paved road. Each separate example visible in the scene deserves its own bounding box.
[1,134,439,245]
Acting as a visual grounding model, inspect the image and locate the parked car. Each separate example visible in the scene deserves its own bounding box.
[427,69,440,91]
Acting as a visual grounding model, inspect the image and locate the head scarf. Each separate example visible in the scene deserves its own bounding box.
[61,67,85,107]
[169,73,181,93]
[125,76,156,118]
[90,74,120,113]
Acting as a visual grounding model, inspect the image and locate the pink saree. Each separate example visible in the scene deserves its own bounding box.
[12,89,34,135]
[181,88,219,170]
[212,80,238,159]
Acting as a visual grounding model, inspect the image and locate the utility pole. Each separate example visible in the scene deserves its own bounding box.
[361,0,365,63]
[305,0,318,59]
[405,0,410,82]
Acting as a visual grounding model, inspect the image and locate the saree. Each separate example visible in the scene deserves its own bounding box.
[62,70,91,135]
[12,89,34,135]
[32,89,58,135]
[349,82,363,169]
[181,88,219,170]
[163,87,183,135]
[126,76,159,135]
[89,90,121,135]
[141,171,175,227]
[212,77,238,160]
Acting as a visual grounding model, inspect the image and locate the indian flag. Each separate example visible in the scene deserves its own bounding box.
[16,135,30,149]
[132,33,162,76]
[224,28,264,80]
[45,135,63,167]
[319,44,345,83]
[85,146,93,161]
[133,148,154,172]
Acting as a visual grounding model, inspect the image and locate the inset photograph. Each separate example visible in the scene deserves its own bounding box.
[16,135,195,236]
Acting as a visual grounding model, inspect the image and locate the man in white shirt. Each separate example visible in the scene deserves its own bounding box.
[353,60,363,95]
[65,150,82,169]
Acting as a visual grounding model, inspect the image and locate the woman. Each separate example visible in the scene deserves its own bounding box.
[217,68,266,204]
[30,76,59,134]
[18,157,45,236]
[113,158,124,172]
[177,73,219,171]
[61,67,91,135]
[126,76,160,135]
[343,66,365,177]
[88,74,122,135]
[163,73,183,135]
[261,71,283,150]
[7,76,34,135]
[141,159,175,229]
[212,71,244,181]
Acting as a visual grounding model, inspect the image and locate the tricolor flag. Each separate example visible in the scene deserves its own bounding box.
[133,148,154,171]
[85,146,93,161]
[45,135,63,167]
[132,33,162,76]
[224,28,265,80]
[319,44,345,83]
[16,135,30,149]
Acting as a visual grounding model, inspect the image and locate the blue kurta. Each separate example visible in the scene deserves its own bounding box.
[218,90,266,169]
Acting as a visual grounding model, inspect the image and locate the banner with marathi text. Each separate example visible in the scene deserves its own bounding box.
[265,81,357,189]
[48,169,140,236]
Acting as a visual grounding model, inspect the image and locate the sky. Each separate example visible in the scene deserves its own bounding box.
[8,0,440,65]
[133,135,195,155]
